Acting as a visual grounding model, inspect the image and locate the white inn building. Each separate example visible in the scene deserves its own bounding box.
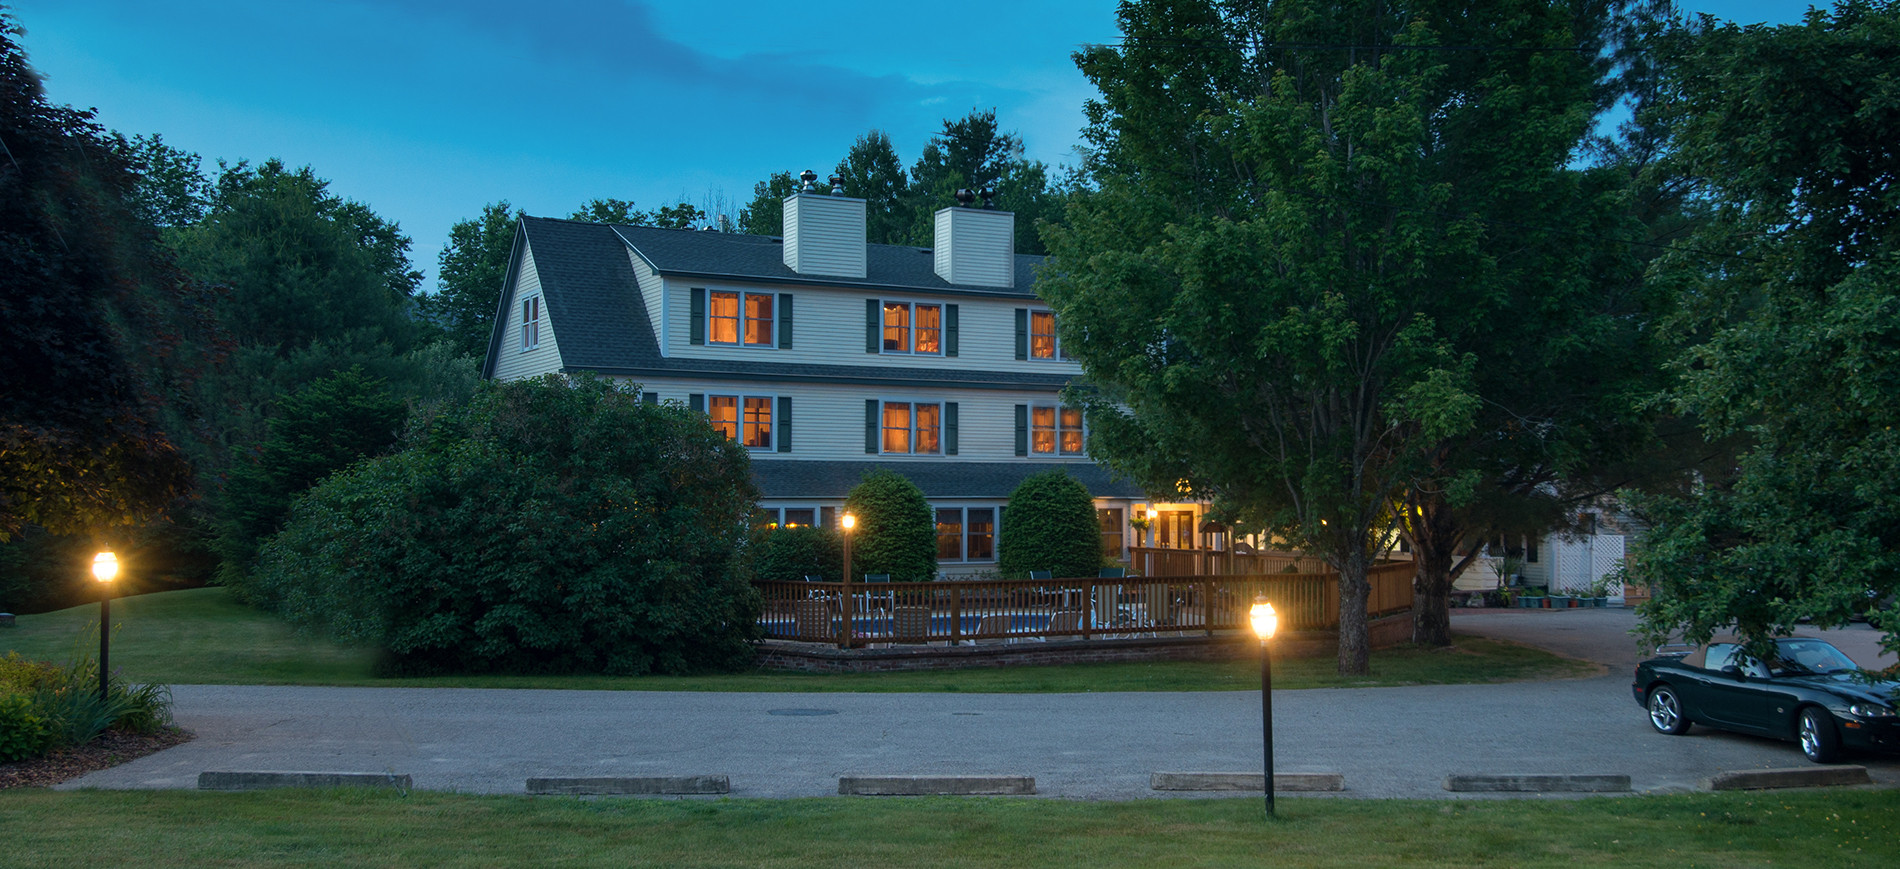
[480,186,1147,575]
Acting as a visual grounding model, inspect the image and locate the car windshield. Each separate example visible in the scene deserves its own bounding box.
[1768,639,1857,676]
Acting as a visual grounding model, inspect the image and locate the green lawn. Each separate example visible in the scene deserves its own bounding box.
[0,788,1892,868]
[1,587,1598,692]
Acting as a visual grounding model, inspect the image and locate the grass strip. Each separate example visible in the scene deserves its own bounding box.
[3,588,1597,692]
[0,788,1892,868]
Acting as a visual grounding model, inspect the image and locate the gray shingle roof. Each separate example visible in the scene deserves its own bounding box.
[517,216,1066,388]
[609,222,1043,297]
[751,460,1145,500]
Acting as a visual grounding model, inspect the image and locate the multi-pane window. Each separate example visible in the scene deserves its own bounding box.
[709,291,774,346]
[1098,508,1124,558]
[882,302,943,354]
[936,507,996,562]
[1030,310,1061,359]
[520,297,540,350]
[1030,406,1085,456]
[881,401,942,454]
[708,394,773,449]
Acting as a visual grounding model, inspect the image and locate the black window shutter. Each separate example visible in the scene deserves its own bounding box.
[689,393,704,413]
[865,299,880,353]
[945,402,958,455]
[642,392,658,405]
[945,304,959,357]
[864,399,879,453]
[689,288,706,345]
[779,293,793,349]
[1014,404,1028,456]
[778,396,792,453]
[1014,308,1028,360]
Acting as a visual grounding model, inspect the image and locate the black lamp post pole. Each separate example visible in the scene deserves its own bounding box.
[1262,636,1274,817]
[99,588,111,703]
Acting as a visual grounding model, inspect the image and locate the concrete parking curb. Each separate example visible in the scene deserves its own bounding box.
[198,771,411,791]
[1443,774,1630,793]
[838,775,1035,796]
[1706,766,1872,791]
[1150,772,1345,792]
[526,776,729,795]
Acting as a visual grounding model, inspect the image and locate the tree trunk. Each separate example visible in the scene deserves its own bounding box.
[1336,545,1371,676]
[1411,493,1460,647]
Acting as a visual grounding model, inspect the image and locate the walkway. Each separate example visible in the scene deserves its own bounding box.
[61,608,1899,799]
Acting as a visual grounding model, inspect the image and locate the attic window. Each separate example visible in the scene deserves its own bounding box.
[520,297,540,351]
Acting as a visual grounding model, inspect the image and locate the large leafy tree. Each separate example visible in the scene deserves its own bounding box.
[421,201,522,358]
[1633,1,1900,656]
[1041,0,1639,672]
[0,12,212,541]
[834,130,911,245]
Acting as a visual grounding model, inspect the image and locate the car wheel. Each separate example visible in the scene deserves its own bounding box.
[1798,707,1843,764]
[1647,685,1691,735]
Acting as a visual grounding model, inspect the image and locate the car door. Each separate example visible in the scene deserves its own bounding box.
[1695,644,1774,733]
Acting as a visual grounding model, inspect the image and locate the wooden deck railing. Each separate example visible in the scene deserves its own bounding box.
[756,562,1413,648]
[1126,546,1330,577]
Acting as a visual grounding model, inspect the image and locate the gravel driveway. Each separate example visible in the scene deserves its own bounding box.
[61,608,1899,799]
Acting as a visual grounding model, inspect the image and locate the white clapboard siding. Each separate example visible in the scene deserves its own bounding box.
[491,242,564,381]
[628,248,668,358]
[934,207,1015,288]
[662,277,1083,378]
[624,379,1088,465]
[782,194,867,278]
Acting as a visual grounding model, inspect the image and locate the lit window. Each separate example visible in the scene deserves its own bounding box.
[521,297,540,350]
[879,401,944,455]
[882,402,911,453]
[706,394,773,450]
[935,507,997,562]
[709,292,739,344]
[881,301,943,355]
[745,293,774,345]
[783,508,815,528]
[936,508,964,560]
[882,303,910,352]
[1030,310,1059,359]
[709,291,775,346]
[1031,405,1085,456]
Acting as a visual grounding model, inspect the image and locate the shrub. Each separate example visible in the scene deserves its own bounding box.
[997,470,1101,579]
[252,374,763,676]
[747,525,844,582]
[843,470,937,582]
[0,692,49,762]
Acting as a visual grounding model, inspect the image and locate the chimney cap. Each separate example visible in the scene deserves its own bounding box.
[829,174,846,195]
[799,169,818,192]
[954,188,976,207]
[979,186,997,209]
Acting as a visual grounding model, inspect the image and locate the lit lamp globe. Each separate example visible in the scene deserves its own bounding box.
[841,513,856,532]
[93,551,119,583]
[1249,596,1277,642]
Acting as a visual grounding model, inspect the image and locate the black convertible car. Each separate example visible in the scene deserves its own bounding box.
[1632,637,1900,763]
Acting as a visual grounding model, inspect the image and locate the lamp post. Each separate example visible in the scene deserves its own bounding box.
[92,551,118,702]
[1249,594,1278,817]
[840,513,856,649]
[1145,508,1159,549]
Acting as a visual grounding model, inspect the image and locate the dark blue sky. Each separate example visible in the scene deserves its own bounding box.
[12,1,1818,286]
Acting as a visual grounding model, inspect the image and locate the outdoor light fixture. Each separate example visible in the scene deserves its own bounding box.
[93,551,118,702]
[1250,594,1278,817]
[840,513,857,649]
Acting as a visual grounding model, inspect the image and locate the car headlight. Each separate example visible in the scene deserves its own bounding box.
[1848,702,1896,718]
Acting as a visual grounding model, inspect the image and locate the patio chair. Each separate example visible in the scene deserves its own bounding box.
[894,605,933,643]
[792,598,834,641]
[974,613,1014,645]
[1099,567,1126,579]
[1029,570,1053,580]
[1048,610,1084,638]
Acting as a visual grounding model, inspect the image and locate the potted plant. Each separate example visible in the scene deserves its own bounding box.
[1586,575,1614,607]
[1548,590,1573,608]
[1519,586,1547,608]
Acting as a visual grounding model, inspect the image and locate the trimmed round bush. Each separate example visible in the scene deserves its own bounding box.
[252,374,763,676]
[843,470,937,582]
[998,470,1101,579]
[747,525,844,582]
